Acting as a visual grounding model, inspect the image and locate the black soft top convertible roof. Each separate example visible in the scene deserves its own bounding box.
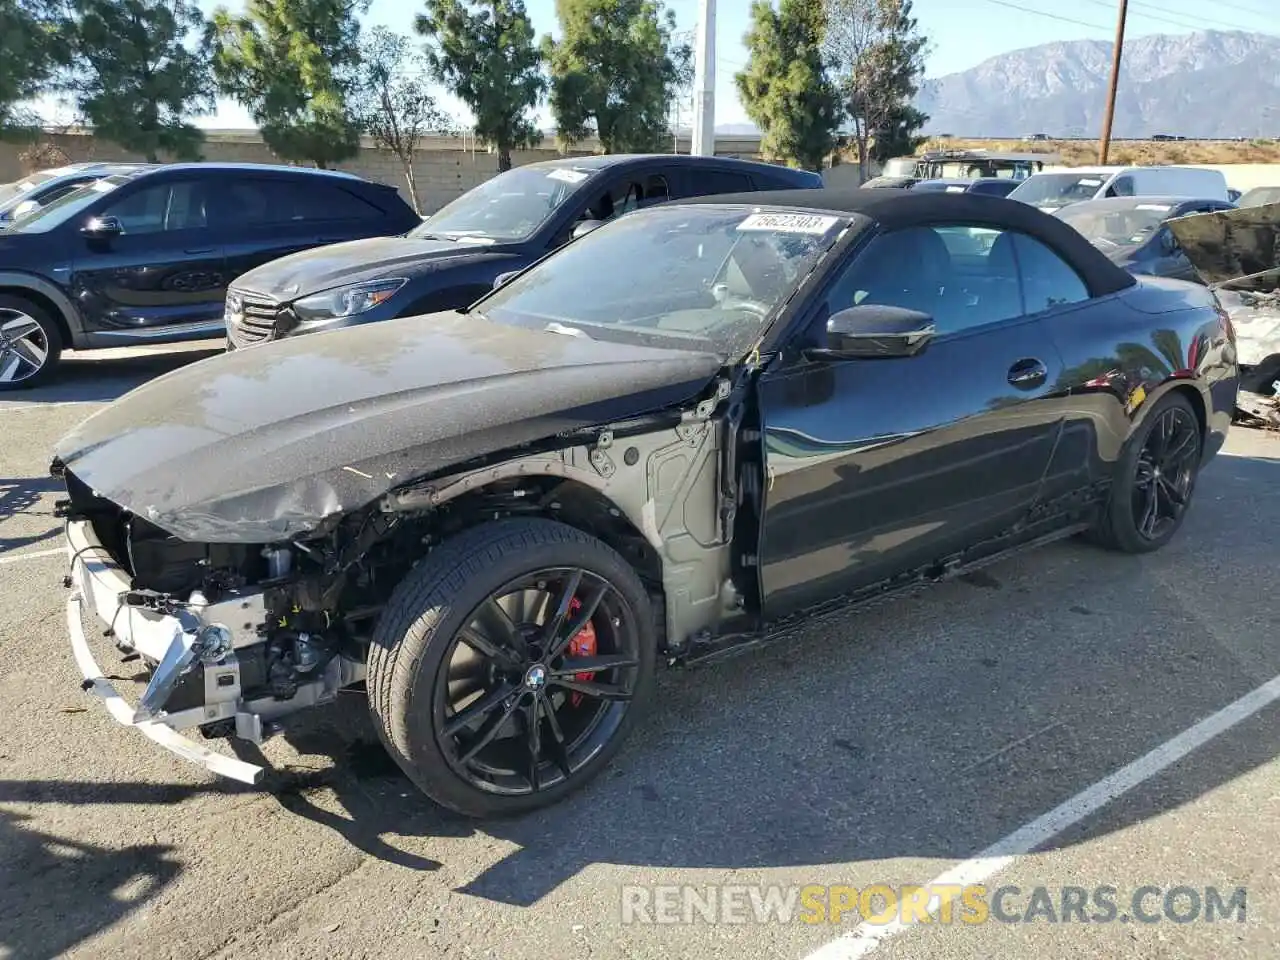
[673,188,1138,298]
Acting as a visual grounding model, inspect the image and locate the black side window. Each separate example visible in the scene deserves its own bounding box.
[690,169,753,196]
[1012,233,1090,313]
[100,181,208,234]
[1105,175,1135,198]
[272,179,384,222]
[814,226,1021,339]
[213,178,383,226]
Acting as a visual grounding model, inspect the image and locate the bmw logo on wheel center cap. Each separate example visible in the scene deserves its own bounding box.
[524,664,547,690]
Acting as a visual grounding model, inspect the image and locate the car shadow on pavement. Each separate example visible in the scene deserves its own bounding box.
[0,475,62,552]
[0,808,183,960]
[3,345,222,406]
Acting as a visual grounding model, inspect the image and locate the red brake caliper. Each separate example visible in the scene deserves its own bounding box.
[565,597,598,707]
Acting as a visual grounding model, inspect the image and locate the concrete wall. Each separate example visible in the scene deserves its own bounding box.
[0,129,769,215]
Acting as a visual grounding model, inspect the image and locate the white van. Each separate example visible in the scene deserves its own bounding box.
[1008,166,1229,212]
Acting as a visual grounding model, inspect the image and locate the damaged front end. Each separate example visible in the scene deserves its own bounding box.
[56,463,373,783]
[1169,200,1280,424]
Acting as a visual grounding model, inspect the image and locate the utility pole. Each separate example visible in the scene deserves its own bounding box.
[691,0,716,156]
[1098,0,1129,164]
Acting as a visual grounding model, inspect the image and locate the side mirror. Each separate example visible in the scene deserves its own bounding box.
[81,215,123,238]
[804,304,936,361]
[493,270,520,290]
[572,219,603,240]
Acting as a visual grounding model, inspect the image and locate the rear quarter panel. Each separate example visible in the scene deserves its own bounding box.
[1038,277,1236,498]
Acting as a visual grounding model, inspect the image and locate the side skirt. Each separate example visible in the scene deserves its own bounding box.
[674,484,1107,668]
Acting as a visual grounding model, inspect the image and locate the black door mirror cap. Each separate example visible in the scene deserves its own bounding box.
[803,304,936,361]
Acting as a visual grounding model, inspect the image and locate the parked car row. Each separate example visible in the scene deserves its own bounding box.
[0,155,821,388]
[51,184,1247,817]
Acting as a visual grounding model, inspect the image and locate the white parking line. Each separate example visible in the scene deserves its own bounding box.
[0,547,64,566]
[803,671,1280,959]
[0,402,98,413]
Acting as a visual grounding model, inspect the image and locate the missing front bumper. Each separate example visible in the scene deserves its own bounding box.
[67,588,267,784]
[63,518,365,785]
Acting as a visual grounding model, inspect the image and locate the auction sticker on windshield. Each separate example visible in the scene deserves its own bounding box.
[547,168,590,184]
[737,213,840,234]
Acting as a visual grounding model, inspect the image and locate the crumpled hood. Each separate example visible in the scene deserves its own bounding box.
[55,311,722,543]
[233,236,502,300]
[1167,202,1280,367]
[1167,201,1280,288]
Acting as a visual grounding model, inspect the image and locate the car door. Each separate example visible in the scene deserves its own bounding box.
[68,175,229,335]
[220,175,396,283]
[755,222,1075,618]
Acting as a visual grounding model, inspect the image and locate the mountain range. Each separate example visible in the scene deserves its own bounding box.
[915,30,1280,139]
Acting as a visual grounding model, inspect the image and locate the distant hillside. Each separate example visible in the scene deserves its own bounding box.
[916,30,1280,139]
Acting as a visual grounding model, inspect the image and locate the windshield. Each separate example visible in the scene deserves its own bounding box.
[0,171,59,207]
[1009,173,1109,206]
[478,205,846,360]
[0,175,125,234]
[881,158,918,177]
[1056,200,1173,248]
[409,165,597,242]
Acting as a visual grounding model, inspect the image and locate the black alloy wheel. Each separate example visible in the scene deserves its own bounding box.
[1090,392,1202,554]
[435,567,641,797]
[367,518,656,817]
[1131,403,1200,543]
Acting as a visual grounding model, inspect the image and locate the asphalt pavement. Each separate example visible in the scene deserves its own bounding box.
[1,343,1278,960]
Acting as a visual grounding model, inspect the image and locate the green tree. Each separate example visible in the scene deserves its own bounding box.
[211,0,368,168]
[824,0,928,180]
[542,0,690,154]
[736,0,840,171]
[67,0,213,161]
[417,0,543,172]
[351,26,455,212]
[0,0,71,140]
[870,101,928,163]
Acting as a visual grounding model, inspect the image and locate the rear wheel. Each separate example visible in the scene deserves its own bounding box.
[1089,393,1202,553]
[0,294,63,390]
[367,518,657,818]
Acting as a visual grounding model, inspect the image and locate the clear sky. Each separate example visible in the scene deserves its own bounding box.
[43,0,1280,131]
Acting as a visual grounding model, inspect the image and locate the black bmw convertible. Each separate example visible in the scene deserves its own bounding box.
[54,189,1239,817]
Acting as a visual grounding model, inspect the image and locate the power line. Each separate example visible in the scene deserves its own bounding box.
[1079,0,1277,35]
[970,0,1112,32]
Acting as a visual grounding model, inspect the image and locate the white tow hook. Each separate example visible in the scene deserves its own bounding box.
[133,622,234,723]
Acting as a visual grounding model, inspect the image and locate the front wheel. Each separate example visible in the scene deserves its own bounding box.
[1089,393,1203,553]
[0,295,63,391]
[367,518,657,818]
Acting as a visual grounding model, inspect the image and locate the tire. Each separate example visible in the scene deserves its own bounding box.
[0,293,64,391]
[1089,392,1203,554]
[367,517,657,818]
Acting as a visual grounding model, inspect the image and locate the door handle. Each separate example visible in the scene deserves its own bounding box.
[184,247,215,255]
[1008,357,1048,390]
